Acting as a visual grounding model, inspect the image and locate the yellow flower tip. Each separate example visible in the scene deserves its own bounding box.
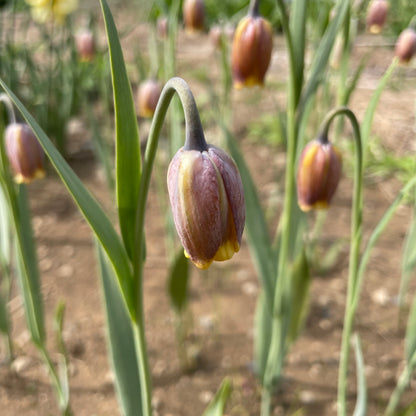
[213,239,240,262]
[233,76,264,90]
[368,24,382,34]
[185,250,213,269]
[299,201,329,213]
[14,168,45,184]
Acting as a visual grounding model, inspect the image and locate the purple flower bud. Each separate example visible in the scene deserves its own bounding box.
[183,0,205,33]
[366,0,388,34]
[4,123,45,184]
[136,79,162,118]
[75,30,95,62]
[395,28,416,64]
[297,138,342,212]
[231,13,273,89]
[167,145,245,269]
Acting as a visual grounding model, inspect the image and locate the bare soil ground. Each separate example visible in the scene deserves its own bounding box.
[1,12,416,416]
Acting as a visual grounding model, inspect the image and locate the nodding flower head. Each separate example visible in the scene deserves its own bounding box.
[167,144,245,269]
[366,0,389,34]
[5,123,45,184]
[231,7,273,89]
[137,79,162,118]
[75,29,95,62]
[395,28,416,63]
[183,0,205,33]
[297,136,342,212]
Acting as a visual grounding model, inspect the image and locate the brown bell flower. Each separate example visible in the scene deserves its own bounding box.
[183,0,205,33]
[231,3,273,89]
[75,29,95,62]
[136,78,162,118]
[366,0,389,34]
[167,145,245,269]
[395,28,416,63]
[4,123,45,184]
[297,136,342,212]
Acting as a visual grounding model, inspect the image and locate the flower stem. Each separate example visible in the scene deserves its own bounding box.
[318,107,363,416]
[131,77,205,416]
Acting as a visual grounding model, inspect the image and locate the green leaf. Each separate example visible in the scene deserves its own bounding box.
[289,0,308,105]
[0,79,135,315]
[400,205,416,305]
[224,127,275,308]
[100,0,141,259]
[202,378,232,416]
[361,58,398,158]
[405,294,416,365]
[299,0,350,114]
[14,186,45,345]
[97,242,142,416]
[168,249,190,313]
[253,291,273,382]
[287,249,310,345]
[353,334,367,416]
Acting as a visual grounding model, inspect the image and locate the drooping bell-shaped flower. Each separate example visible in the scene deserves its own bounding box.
[167,144,245,269]
[136,78,162,118]
[297,136,342,212]
[183,0,205,33]
[395,28,416,63]
[231,1,273,89]
[75,29,95,62]
[5,123,45,184]
[366,0,389,34]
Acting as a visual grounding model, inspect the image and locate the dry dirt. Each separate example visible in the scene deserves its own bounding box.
[1,13,416,416]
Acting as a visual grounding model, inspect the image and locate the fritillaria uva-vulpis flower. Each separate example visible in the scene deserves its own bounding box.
[183,0,205,33]
[75,29,95,62]
[231,0,273,89]
[395,27,416,63]
[5,123,45,184]
[167,132,245,270]
[137,79,162,118]
[366,0,389,34]
[297,135,342,212]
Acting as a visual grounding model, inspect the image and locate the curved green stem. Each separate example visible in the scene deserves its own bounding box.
[0,93,16,124]
[131,77,205,416]
[318,107,363,416]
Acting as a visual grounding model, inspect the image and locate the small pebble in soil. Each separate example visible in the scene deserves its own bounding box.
[371,287,391,306]
[299,390,316,404]
[199,390,213,404]
[11,356,32,374]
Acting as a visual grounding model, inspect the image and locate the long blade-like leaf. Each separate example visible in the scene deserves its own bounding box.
[97,243,142,416]
[100,0,141,258]
[224,127,275,307]
[202,378,232,416]
[353,334,367,416]
[299,0,350,113]
[0,79,135,315]
[168,249,190,313]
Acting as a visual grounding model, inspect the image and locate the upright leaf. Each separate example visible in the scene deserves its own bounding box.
[100,0,141,258]
[353,334,367,416]
[224,127,275,307]
[97,243,142,416]
[168,249,190,313]
[202,378,232,416]
[0,79,135,315]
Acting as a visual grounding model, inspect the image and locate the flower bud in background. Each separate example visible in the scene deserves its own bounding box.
[183,0,205,33]
[395,28,416,63]
[5,123,45,184]
[296,137,342,212]
[366,0,388,34]
[157,16,168,39]
[231,6,273,89]
[136,79,162,118]
[167,145,245,269]
[75,30,95,62]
